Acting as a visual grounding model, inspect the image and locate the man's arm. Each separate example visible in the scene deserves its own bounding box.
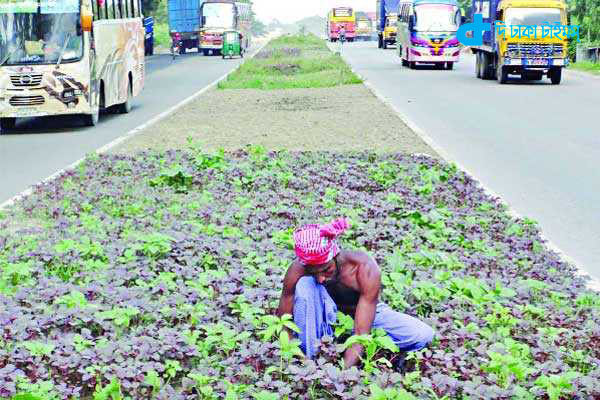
[276,262,304,336]
[343,259,381,369]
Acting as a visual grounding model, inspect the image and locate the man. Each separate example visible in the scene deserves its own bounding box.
[276,217,435,369]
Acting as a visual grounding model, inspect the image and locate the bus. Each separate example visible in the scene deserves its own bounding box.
[0,0,145,130]
[396,0,462,70]
[198,0,252,56]
[327,7,356,42]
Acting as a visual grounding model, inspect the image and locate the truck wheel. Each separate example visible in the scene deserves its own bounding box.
[148,42,154,56]
[378,35,383,48]
[383,40,387,49]
[481,53,492,80]
[497,65,508,84]
[476,53,482,78]
[549,67,562,84]
[0,118,16,131]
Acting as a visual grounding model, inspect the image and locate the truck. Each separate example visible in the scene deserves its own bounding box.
[376,0,401,48]
[327,7,357,42]
[356,11,374,41]
[470,0,568,84]
[199,0,252,56]
[168,0,203,53]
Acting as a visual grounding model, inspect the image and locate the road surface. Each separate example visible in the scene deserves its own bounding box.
[338,41,600,282]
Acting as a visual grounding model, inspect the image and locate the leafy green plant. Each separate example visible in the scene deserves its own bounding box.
[93,378,123,400]
[534,371,579,400]
[149,163,193,193]
[369,384,417,400]
[258,314,300,341]
[333,312,354,338]
[96,307,140,330]
[482,339,534,388]
[21,341,54,357]
[343,329,399,375]
[54,290,88,308]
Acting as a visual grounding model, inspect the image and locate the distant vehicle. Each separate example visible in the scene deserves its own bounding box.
[144,16,155,56]
[222,30,243,59]
[470,0,568,84]
[327,7,356,42]
[356,11,374,41]
[376,0,401,48]
[199,0,252,56]
[0,0,145,130]
[167,0,203,53]
[396,0,462,70]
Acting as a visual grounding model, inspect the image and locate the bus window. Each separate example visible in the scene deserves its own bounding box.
[106,0,115,18]
[133,0,139,17]
[115,0,122,18]
[122,0,129,18]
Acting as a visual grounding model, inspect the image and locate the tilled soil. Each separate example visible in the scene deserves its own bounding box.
[112,84,438,157]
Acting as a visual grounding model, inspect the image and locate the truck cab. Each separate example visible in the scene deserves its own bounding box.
[471,0,568,84]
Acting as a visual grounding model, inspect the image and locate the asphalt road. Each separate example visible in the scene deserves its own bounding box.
[338,41,600,282]
[0,50,248,205]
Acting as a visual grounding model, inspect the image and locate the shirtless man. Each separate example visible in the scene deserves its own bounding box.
[276,218,435,369]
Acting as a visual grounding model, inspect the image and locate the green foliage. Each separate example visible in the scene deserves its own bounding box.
[534,371,580,400]
[258,314,300,341]
[96,307,140,329]
[21,341,54,357]
[219,34,362,90]
[333,312,355,337]
[343,329,399,374]
[369,384,417,400]
[93,378,123,400]
[54,290,88,309]
[14,377,59,400]
[482,339,535,388]
[149,163,193,193]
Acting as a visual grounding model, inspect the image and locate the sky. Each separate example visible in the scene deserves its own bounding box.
[253,0,375,24]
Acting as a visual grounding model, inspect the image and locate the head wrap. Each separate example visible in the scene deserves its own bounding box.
[293,217,350,266]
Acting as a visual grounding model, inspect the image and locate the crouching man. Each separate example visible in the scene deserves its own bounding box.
[276,217,435,369]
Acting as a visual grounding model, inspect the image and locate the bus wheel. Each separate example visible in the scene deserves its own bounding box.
[409,61,416,69]
[0,118,16,131]
[401,58,408,67]
[118,79,133,114]
[446,62,454,70]
[383,40,387,49]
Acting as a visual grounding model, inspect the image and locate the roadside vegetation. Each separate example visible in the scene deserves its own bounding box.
[568,60,600,75]
[218,34,362,90]
[1,145,599,399]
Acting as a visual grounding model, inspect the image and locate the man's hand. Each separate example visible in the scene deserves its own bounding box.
[343,343,363,369]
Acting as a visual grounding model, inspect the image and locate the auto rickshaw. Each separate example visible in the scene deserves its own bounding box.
[222,30,243,59]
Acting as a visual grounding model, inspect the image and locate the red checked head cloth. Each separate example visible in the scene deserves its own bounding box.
[293,217,350,266]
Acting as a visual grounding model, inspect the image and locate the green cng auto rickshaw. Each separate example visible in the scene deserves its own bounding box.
[222,30,243,59]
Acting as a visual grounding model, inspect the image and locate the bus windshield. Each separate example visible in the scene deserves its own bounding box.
[414,4,460,32]
[0,0,82,66]
[202,3,235,29]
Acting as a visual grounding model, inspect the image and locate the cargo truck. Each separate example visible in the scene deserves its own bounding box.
[168,0,203,53]
[377,0,401,48]
[470,0,568,84]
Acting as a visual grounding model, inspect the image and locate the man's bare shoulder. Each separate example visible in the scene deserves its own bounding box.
[342,250,380,272]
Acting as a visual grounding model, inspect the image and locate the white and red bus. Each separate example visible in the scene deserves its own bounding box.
[0,0,145,130]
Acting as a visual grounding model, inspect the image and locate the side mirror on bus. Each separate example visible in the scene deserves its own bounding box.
[201,16,206,26]
[81,14,93,32]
